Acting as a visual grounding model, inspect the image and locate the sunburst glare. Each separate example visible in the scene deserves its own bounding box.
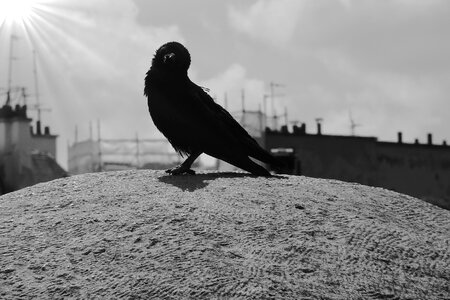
[0,0,152,168]
[0,0,38,24]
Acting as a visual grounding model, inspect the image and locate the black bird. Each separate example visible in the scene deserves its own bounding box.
[144,41,280,176]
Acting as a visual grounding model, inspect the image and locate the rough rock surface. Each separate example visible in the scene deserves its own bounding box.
[0,170,449,299]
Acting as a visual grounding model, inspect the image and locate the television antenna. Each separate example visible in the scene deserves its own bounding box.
[349,110,361,136]
[4,34,19,106]
[29,49,51,122]
[269,81,285,117]
[266,81,286,129]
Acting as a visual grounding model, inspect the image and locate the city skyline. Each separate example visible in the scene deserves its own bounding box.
[1,0,449,168]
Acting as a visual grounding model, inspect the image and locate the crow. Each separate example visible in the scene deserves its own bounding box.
[144,41,280,176]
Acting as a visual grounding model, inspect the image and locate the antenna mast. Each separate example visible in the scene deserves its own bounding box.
[30,49,51,122]
[6,34,18,105]
[32,49,41,121]
[349,110,361,136]
[269,81,285,129]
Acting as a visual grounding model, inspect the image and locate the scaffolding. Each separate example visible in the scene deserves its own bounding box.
[68,138,181,174]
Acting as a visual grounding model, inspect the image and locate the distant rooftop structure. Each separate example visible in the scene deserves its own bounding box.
[0,104,66,194]
[0,34,66,194]
[265,121,450,210]
[68,137,183,175]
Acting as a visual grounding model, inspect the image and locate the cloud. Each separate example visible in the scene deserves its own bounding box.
[3,0,450,169]
[293,0,450,76]
[228,0,305,46]
[197,63,265,113]
[2,0,185,167]
[259,0,450,143]
[286,48,450,142]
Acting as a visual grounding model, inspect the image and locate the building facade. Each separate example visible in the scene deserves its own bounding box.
[266,124,450,209]
[0,104,66,194]
[68,138,183,175]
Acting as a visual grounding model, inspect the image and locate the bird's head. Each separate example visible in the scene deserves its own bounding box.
[152,41,191,73]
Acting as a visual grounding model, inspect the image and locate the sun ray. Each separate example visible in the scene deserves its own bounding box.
[0,0,36,25]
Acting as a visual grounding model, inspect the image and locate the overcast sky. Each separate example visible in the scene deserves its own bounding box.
[1,0,449,168]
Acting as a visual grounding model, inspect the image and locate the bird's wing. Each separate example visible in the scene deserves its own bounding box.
[187,82,279,166]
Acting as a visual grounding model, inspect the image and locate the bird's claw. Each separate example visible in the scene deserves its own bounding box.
[165,166,196,175]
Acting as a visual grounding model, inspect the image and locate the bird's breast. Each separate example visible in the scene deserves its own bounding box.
[146,86,196,139]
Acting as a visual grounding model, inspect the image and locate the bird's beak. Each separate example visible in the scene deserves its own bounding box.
[163,53,176,63]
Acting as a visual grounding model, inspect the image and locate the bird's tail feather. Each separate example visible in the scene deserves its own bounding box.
[245,139,284,167]
[223,155,271,176]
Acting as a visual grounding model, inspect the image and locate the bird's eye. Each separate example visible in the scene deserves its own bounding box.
[163,53,176,63]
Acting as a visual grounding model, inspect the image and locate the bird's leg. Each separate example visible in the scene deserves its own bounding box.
[166,151,202,175]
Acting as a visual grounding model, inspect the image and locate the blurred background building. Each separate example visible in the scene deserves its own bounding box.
[1,1,450,210]
[0,96,67,194]
[1,29,448,209]
[266,121,450,210]
[66,101,450,210]
[68,135,189,174]
[2,80,449,211]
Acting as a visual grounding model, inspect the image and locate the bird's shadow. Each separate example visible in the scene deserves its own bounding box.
[158,172,287,192]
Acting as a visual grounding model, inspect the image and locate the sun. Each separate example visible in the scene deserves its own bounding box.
[0,0,36,23]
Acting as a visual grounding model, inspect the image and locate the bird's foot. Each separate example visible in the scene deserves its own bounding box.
[165,165,196,175]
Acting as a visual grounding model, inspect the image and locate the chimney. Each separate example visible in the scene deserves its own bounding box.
[44,126,50,135]
[414,138,419,144]
[300,123,306,134]
[443,140,447,146]
[397,132,403,144]
[36,120,42,135]
[315,118,323,135]
[427,133,432,145]
[281,125,288,133]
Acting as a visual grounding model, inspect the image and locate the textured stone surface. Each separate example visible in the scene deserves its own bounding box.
[0,170,449,299]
